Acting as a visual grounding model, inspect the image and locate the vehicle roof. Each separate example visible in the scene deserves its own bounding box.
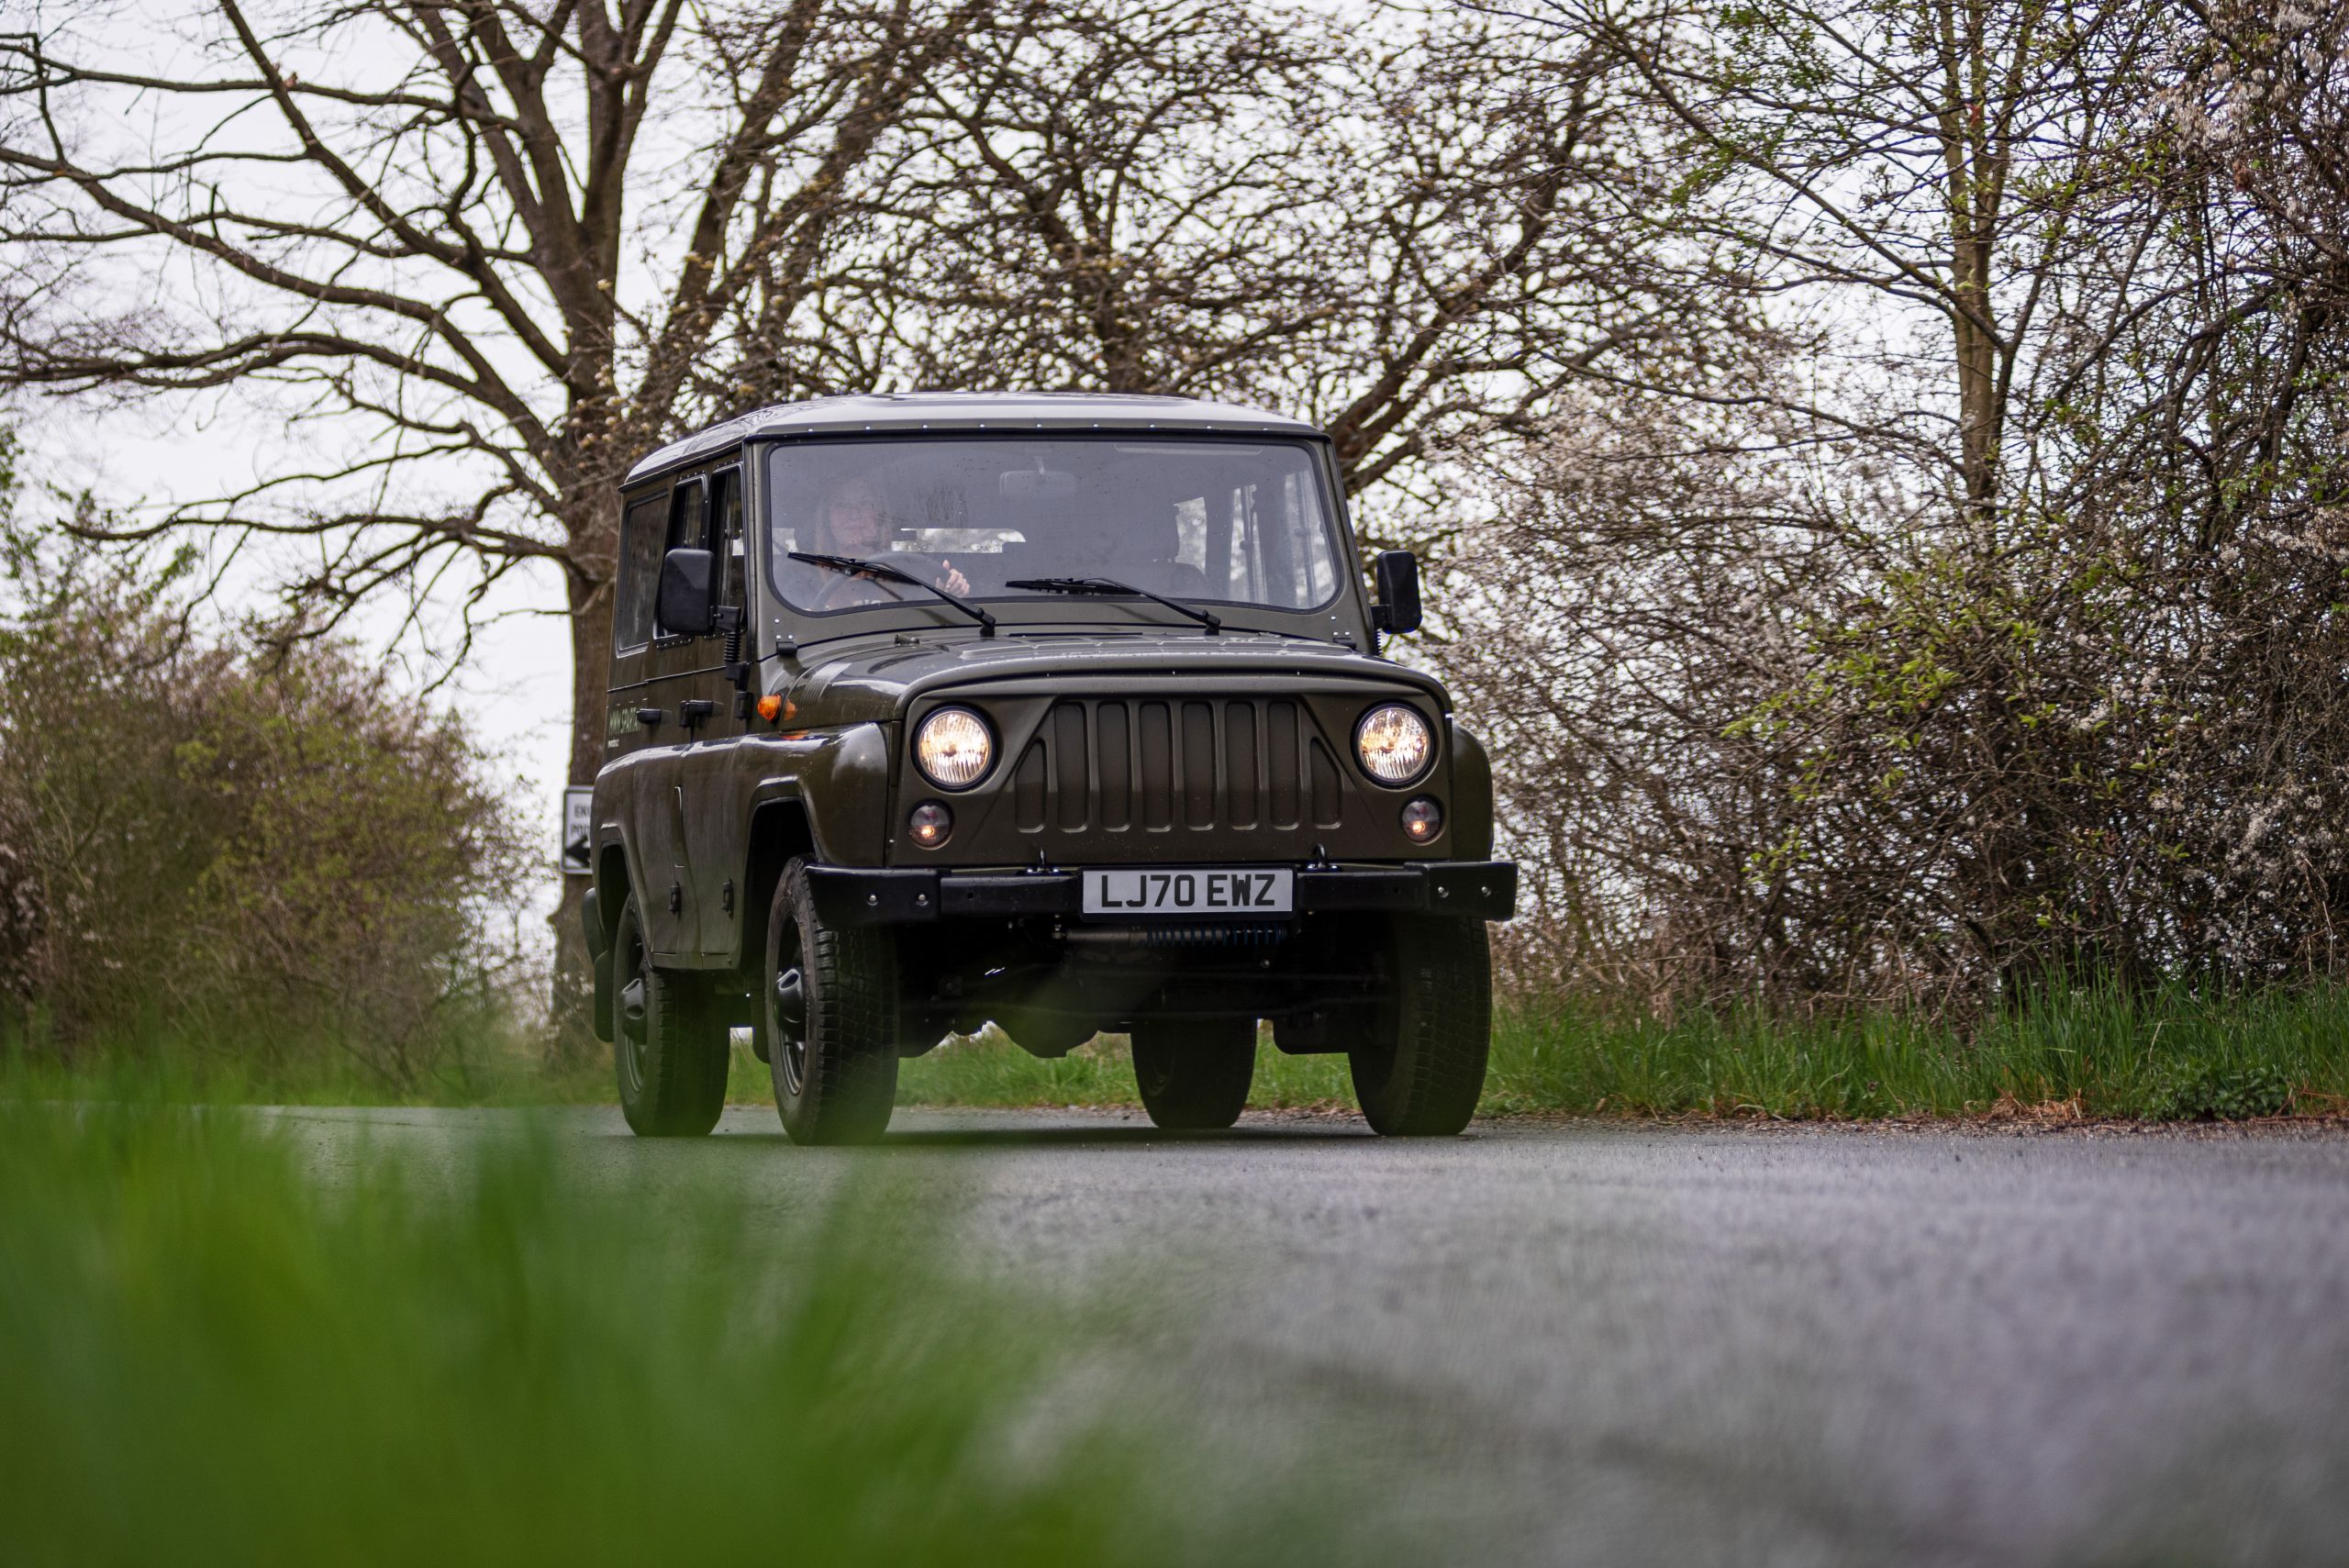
[622,392,1323,485]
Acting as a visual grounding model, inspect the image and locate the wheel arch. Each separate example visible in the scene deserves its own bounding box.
[591,840,633,1042]
[740,795,817,979]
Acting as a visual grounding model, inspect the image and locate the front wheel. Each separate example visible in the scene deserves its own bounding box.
[766,858,901,1145]
[1130,1018,1256,1130]
[611,893,729,1138]
[1350,916,1491,1137]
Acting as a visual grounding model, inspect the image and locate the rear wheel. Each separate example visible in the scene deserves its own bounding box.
[1350,916,1491,1137]
[611,893,729,1138]
[1130,1018,1256,1130]
[766,858,901,1145]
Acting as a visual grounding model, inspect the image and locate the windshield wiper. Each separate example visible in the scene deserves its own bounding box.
[1003,576,1221,634]
[787,552,996,636]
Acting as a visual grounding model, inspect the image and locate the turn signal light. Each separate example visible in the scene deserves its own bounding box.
[1400,796,1443,842]
[756,694,784,722]
[908,801,953,848]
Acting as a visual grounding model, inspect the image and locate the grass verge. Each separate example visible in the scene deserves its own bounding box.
[24,979,2349,1123]
[847,981,2349,1122]
[0,1014,612,1109]
[1490,981,2349,1120]
[0,1095,1381,1565]
[722,1026,1358,1113]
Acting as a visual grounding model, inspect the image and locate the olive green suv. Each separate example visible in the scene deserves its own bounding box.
[581,393,1516,1143]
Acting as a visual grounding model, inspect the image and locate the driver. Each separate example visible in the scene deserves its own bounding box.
[807,475,971,607]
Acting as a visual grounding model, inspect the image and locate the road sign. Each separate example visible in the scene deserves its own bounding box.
[562,786,592,875]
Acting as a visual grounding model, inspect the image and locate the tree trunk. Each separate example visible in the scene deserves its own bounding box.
[550,495,619,1062]
[565,556,618,788]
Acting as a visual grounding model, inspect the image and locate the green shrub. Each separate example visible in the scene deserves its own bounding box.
[0,481,530,1089]
[2142,1061,2296,1121]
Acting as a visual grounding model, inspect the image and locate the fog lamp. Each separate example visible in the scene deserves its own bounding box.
[908,800,953,848]
[1400,796,1443,842]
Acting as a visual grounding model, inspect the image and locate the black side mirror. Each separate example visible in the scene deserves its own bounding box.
[656,548,716,637]
[1371,550,1422,636]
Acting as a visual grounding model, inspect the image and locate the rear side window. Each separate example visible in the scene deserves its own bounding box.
[614,494,667,651]
[664,480,707,557]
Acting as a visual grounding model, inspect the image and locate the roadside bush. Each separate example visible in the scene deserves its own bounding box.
[0,504,531,1089]
[2142,1062,2297,1123]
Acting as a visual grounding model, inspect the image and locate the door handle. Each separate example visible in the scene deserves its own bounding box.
[636,707,663,728]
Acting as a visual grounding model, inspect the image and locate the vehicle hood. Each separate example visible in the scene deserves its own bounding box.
[769,631,1446,727]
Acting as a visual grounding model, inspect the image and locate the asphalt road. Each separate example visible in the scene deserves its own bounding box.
[267,1105,2349,1567]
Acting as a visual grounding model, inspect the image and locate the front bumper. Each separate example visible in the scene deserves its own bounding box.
[807,861,1518,929]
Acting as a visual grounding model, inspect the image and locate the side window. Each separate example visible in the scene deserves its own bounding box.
[614,494,666,651]
[710,469,746,612]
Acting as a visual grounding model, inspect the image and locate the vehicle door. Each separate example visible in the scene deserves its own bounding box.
[607,475,715,961]
[679,464,758,960]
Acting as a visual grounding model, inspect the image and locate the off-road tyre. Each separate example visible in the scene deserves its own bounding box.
[1130,1018,1257,1130]
[1350,915,1491,1137]
[611,893,729,1138]
[767,857,901,1145]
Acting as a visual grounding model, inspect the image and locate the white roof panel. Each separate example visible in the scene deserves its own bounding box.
[623,392,1322,484]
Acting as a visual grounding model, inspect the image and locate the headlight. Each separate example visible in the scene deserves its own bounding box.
[914,707,994,790]
[1355,703,1433,785]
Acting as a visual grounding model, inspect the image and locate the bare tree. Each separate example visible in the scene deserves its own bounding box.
[1536,0,2165,525]
[0,0,981,786]
[829,0,1720,546]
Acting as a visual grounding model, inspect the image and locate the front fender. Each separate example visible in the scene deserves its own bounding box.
[1447,718,1496,860]
[743,721,896,865]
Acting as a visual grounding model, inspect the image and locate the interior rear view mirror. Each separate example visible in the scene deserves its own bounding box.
[1000,467,1077,499]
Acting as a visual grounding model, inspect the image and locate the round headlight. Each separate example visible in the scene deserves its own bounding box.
[914,707,994,790]
[1355,703,1433,785]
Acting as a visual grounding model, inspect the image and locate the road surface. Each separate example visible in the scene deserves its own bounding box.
[265,1105,2349,1566]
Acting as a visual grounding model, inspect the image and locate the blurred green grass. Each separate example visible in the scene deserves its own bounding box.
[0,1098,1375,1565]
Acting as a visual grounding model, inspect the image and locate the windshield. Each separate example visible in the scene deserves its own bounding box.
[764,437,1345,617]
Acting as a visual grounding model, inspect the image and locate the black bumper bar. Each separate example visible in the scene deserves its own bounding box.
[807,862,1517,929]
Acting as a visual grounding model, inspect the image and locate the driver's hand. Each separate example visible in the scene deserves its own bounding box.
[940,561,972,595]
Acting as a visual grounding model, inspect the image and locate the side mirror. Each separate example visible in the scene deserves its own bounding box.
[1370,550,1422,636]
[656,548,716,637]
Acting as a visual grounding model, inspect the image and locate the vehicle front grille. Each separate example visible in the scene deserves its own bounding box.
[1008,698,1343,839]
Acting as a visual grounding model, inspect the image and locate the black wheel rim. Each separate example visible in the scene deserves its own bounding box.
[773,922,809,1097]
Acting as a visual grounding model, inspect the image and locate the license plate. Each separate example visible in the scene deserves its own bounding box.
[1081,867,1295,917]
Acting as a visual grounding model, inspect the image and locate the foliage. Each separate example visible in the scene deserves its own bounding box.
[1442,0,2349,1008]
[2142,1061,2296,1123]
[0,1099,1379,1565]
[0,484,532,1088]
